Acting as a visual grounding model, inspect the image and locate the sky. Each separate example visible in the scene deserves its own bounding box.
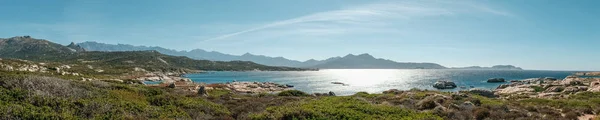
[0,0,599,71]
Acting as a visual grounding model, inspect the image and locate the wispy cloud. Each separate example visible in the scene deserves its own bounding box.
[201,1,511,42]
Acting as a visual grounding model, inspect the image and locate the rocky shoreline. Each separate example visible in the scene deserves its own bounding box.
[493,75,600,99]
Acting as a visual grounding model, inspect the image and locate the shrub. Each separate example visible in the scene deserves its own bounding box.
[250,97,442,120]
[531,86,546,92]
[563,111,580,120]
[473,107,490,120]
[277,90,309,97]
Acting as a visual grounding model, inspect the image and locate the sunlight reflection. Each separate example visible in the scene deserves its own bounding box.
[324,69,400,87]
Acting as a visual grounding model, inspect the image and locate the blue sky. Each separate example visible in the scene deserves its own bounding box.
[0,0,599,70]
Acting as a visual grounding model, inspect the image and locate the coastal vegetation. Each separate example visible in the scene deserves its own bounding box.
[2,68,600,119]
[1,36,600,119]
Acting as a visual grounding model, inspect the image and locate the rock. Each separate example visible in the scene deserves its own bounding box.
[247,85,258,88]
[561,78,584,86]
[433,81,457,89]
[417,94,449,110]
[198,86,208,96]
[168,82,176,88]
[544,77,558,81]
[328,91,336,96]
[383,89,403,94]
[495,86,534,94]
[462,101,475,109]
[544,86,564,92]
[589,81,600,92]
[285,84,294,88]
[487,78,505,83]
[563,86,588,94]
[497,84,510,89]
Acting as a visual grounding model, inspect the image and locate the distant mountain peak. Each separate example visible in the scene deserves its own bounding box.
[342,53,375,59]
[66,42,86,52]
[357,53,374,58]
[242,53,254,56]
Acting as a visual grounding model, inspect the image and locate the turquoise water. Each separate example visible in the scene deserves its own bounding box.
[185,69,577,96]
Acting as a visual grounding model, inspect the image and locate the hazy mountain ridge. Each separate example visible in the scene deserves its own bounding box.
[0,36,305,71]
[77,41,523,70]
[78,41,312,67]
[311,54,447,69]
[451,65,523,70]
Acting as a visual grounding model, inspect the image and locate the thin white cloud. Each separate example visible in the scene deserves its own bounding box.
[201,1,511,42]
[202,1,452,41]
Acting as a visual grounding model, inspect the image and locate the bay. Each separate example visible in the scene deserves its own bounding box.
[185,69,577,96]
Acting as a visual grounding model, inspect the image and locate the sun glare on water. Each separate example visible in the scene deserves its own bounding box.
[323,69,403,87]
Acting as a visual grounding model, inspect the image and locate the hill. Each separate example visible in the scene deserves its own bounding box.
[0,36,305,72]
[311,54,447,69]
[78,41,312,67]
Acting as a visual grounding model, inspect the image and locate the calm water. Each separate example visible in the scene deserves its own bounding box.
[185,69,577,96]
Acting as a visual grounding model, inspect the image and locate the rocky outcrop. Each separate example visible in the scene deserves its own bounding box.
[134,72,192,83]
[563,86,588,94]
[561,77,584,86]
[589,81,600,92]
[495,85,534,95]
[433,81,457,89]
[225,82,292,93]
[575,72,600,76]
[487,78,505,83]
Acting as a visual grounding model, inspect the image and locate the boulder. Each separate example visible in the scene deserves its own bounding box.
[563,86,588,94]
[562,77,584,86]
[197,86,208,96]
[469,88,495,98]
[168,82,176,88]
[487,78,505,83]
[588,81,600,92]
[433,81,457,89]
[544,86,565,92]
[328,91,336,96]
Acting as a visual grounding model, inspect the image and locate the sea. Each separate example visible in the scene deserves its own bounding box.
[183,69,579,96]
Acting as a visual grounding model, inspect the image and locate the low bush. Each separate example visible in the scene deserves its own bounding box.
[250,97,442,120]
[277,90,309,96]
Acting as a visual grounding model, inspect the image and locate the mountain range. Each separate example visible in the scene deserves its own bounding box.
[0,36,304,71]
[77,41,522,70]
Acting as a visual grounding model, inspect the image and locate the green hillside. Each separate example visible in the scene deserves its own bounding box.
[0,36,306,72]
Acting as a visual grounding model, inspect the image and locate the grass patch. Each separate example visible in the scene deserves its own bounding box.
[250,96,442,120]
[471,95,504,106]
[207,89,231,98]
